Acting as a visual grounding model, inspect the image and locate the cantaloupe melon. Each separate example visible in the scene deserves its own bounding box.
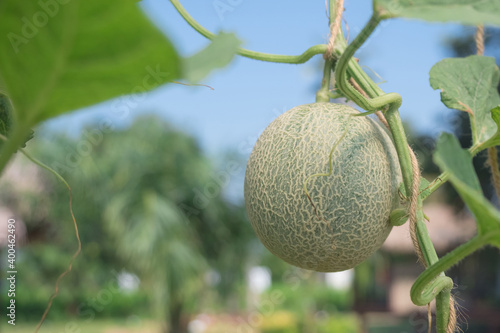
[244,103,402,272]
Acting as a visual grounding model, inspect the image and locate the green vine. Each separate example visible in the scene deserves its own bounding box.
[331,11,454,333]
[169,0,328,64]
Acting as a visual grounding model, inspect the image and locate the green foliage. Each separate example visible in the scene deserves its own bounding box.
[105,191,205,272]
[353,253,389,305]
[375,0,500,26]
[434,133,500,246]
[0,242,150,320]
[16,115,253,325]
[439,27,500,205]
[0,319,162,333]
[257,309,360,333]
[259,310,361,333]
[316,314,360,333]
[479,106,500,150]
[260,311,299,333]
[0,0,180,126]
[264,282,353,315]
[74,117,253,301]
[0,1,244,173]
[435,134,481,192]
[184,32,241,82]
[429,56,500,148]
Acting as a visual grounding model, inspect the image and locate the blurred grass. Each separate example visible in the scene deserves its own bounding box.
[0,319,162,333]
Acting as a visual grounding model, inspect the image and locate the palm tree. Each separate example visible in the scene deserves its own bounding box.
[33,115,254,332]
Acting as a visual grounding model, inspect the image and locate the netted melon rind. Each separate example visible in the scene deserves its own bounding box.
[244,103,402,272]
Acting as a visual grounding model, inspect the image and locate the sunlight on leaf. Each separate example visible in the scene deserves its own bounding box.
[183,32,241,83]
[429,56,500,147]
[0,0,181,126]
[434,133,500,243]
[375,0,500,26]
[476,106,500,151]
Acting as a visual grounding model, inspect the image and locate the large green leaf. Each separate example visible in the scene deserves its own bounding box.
[429,56,500,148]
[375,0,500,26]
[183,32,241,83]
[0,0,181,126]
[476,106,500,151]
[434,133,500,245]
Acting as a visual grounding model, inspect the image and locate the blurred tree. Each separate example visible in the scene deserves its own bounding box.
[4,115,254,332]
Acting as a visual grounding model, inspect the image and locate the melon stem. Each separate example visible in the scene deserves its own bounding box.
[332,8,455,333]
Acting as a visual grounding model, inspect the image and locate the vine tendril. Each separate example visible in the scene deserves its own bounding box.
[169,0,328,64]
[0,133,81,333]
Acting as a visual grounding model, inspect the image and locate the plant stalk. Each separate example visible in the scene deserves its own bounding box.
[317,59,335,102]
[333,11,454,332]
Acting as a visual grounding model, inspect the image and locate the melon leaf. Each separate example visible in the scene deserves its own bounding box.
[375,0,500,26]
[474,106,500,151]
[183,32,241,83]
[429,56,500,149]
[0,0,181,127]
[434,133,500,245]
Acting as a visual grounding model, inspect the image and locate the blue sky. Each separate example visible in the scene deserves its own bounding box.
[46,0,472,157]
